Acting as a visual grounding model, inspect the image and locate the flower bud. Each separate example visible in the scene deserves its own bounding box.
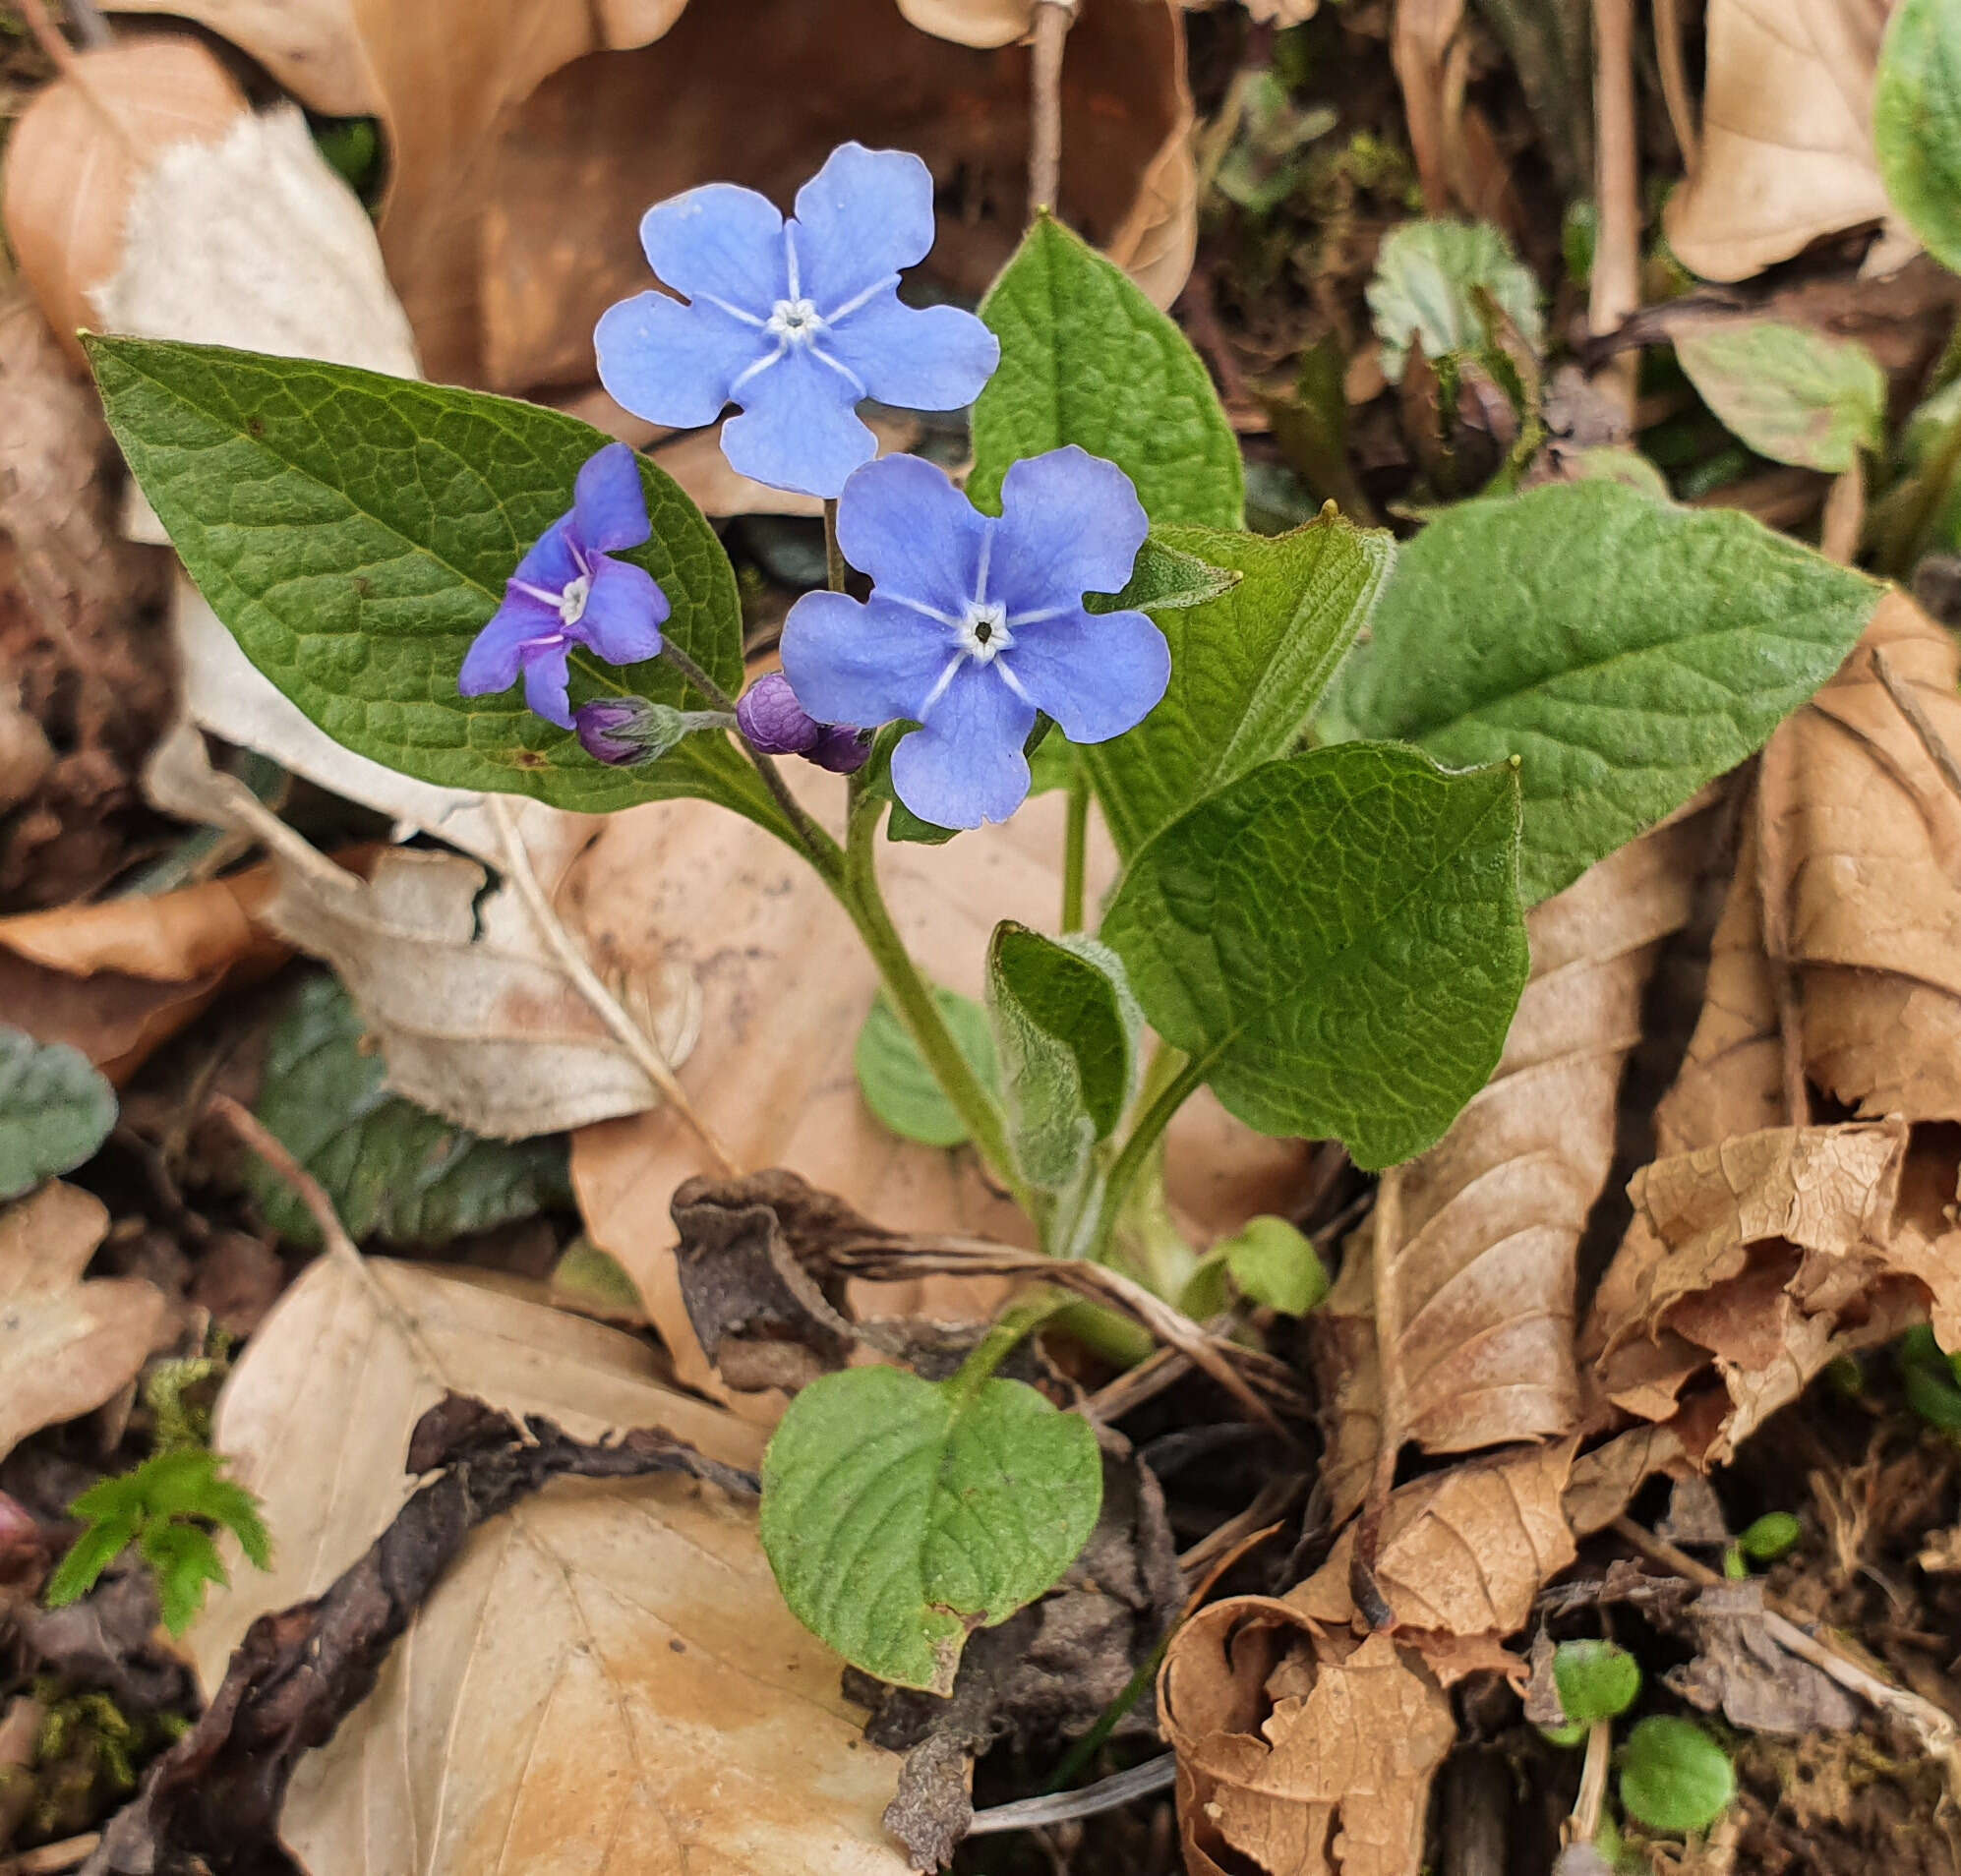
[735,673,823,754]
[806,724,872,774]
[573,696,689,766]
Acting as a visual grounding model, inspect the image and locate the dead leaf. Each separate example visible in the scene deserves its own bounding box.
[1663,0,1913,283]
[0,33,249,368]
[1665,1579,1863,1734]
[1583,1119,1957,1462]
[0,861,291,1080]
[1563,1424,1690,1536]
[567,774,1307,1411]
[0,1183,174,1464]
[148,725,691,1139]
[1161,1602,1454,1876]
[1313,810,1710,1518]
[106,0,376,114]
[182,1253,911,1876]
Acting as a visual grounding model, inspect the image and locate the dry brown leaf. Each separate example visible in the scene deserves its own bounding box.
[567,774,1308,1412]
[1663,0,1910,283]
[1563,1423,1691,1536]
[186,1252,910,1876]
[1161,1602,1454,1876]
[1312,812,1709,1518]
[0,1183,174,1464]
[1289,1443,1575,1677]
[0,35,249,368]
[1667,1579,1863,1734]
[1583,1119,1957,1461]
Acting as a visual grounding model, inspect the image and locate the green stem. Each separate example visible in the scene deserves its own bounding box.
[841,791,1029,1206]
[1882,400,1961,575]
[945,1288,1071,1407]
[1092,1049,1207,1260]
[1061,754,1089,933]
[823,498,847,593]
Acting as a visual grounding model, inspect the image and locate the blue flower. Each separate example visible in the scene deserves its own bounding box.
[594,143,1000,499]
[780,448,1169,829]
[458,442,669,730]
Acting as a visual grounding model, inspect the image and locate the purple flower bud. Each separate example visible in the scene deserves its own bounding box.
[736,673,823,754]
[806,724,873,774]
[574,698,648,765]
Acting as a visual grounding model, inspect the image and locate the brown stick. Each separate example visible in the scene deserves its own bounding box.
[1873,645,1961,811]
[1028,0,1074,215]
[1819,457,1866,565]
[1752,739,1811,1128]
[1353,1170,1406,1629]
[1589,0,1642,421]
[1651,0,1699,171]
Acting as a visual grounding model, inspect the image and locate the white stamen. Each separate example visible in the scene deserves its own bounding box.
[823,272,902,324]
[557,573,592,626]
[956,600,1012,664]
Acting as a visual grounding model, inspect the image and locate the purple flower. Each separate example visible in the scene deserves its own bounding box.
[594,144,1000,500]
[736,671,872,776]
[780,448,1169,829]
[459,443,669,730]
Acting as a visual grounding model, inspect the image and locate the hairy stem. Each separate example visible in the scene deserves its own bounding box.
[1028,0,1074,214]
[1061,754,1089,933]
[1091,1049,1206,1260]
[945,1289,1071,1407]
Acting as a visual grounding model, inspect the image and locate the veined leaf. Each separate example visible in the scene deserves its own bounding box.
[0,1027,116,1201]
[854,987,999,1149]
[1674,319,1885,473]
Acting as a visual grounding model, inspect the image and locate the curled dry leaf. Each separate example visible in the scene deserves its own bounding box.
[1666,1579,1862,1735]
[149,725,691,1139]
[0,1183,175,1464]
[183,1253,911,1876]
[1160,1603,1454,1876]
[1664,0,1913,283]
[1583,1118,1959,1462]
[1312,809,1710,1518]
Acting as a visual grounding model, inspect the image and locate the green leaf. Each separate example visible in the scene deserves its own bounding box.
[969,215,1244,528]
[759,1364,1102,1691]
[42,1514,139,1611]
[1100,743,1527,1169]
[1087,510,1393,855]
[139,1519,230,1635]
[1328,482,1883,905]
[83,335,778,833]
[854,986,1000,1149]
[1618,1716,1736,1835]
[1876,0,1961,274]
[1737,1510,1802,1564]
[1090,534,1242,616]
[1674,320,1886,473]
[251,976,570,1248]
[1366,219,1545,383]
[0,1027,117,1201]
[986,924,1139,1192]
[1221,1215,1329,1316]
[1553,1639,1641,1725]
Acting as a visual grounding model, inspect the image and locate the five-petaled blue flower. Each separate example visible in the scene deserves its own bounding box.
[459,442,669,731]
[780,447,1169,829]
[594,143,1000,499]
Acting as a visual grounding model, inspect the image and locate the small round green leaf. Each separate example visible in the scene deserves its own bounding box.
[1875,0,1961,274]
[0,1027,117,1201]
[1737,1511,1802,1564]
[1553,1639,1641,1725]
[1221,1216,1329,1317]
[1618,1716,1735,1834]
[854,988,999,1150]
[759,1366,1102,1692]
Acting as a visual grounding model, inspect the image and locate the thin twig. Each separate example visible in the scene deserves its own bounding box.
[1819,456,1865,565]
[968,1754,1176,1836]
[1753,738,1811,1127]
[487,794,739,1176]
[1873,646,1961,810]
[1651,0,1698,171]
[1589,0,1642,422]
[1027,0,1075,216]
[1567,1720,1613,1847]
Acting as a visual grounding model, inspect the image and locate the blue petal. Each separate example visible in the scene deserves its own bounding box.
[511,518,580,593]
[720,346,877,498]
[638,181,787,310]
[522,643,575,730]
[794,144,936,313]
[459,593,558,697]
[577,557,669,666]
[780,591,955,728]
[572,443,651,553]
[890,664,1036,829]
[826,292,999,414]
[993,447,1149,616]
[832,452,985,603]
[999,608,1169,743]
[596,291,770,430]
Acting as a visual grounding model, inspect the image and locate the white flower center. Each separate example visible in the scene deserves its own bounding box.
[958,600,1013,664]
[766,298,826,345]
[558,572,592,626]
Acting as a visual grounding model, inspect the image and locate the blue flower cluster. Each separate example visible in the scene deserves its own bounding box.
[461,144,1167,828]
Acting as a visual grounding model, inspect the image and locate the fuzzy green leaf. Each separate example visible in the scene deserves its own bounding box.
[1619,1716,1736,1834]
[251,977,569,1248]
[986,924,1139,1193]
[1091,535,1242,616]
[1553,1639,1641,1725]
[759,1365,1102,1692]
[1876,0,1961,274]
[854,987,999,1149]
[969,216,1243,527]
[1329,482,1883,905]
[1087,509,1392,855]
[1675,320,1885,473]
[42,1514,139,1611]
[140,1520,230,1635]
[83,335,778,832]
[1367,219,1545,383]
[0,1027,117,1201]
[1101,744,1527,1169]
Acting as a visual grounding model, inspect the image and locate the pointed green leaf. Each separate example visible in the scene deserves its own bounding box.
[1101,744,1526,1169]
[84,335,779,832]
[759,1365,1102,1692]
[1329,482,1883,905]
[854,986,999,1149]
[969,216,1243,527]
[1876,0,1961,273]
[42,1514,139,1611]
[1091,534,1242,616]
[1618,1716,1735,1834]
[1675,320,1885,473]
[1088,509,1393,855]
[139,1520,230,1635]
[0,1027,117,1201]
[986,924,1139,1192]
